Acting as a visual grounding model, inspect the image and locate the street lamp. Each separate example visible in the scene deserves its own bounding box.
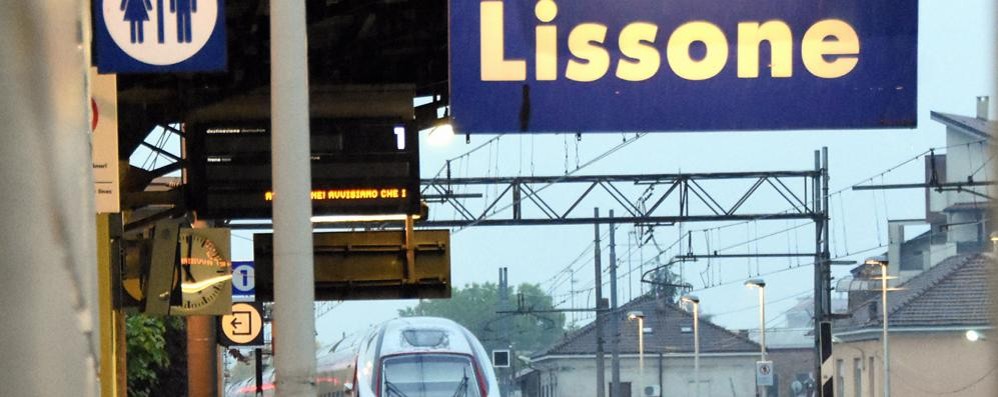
[681,295,701,397]
[865,256,890,397]
[745,278,767,397]
[627,311,646,391]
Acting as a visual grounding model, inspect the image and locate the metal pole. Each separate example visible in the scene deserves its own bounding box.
[882,263,891,397]
[638,317,645,390]
[255,348,264,396]
[594,208,606,397]
[760,286,768,397]
[270,0,317,395]
[499,267,510,397]
[610,211,621,397]
[628,231,634,301]
[813,149,824,395]
[760,286,767,361]
[693,301,700,397]
[822,147,832,322]
[658,352,663,396]
[97,214,125,397]
[822,147,833,397]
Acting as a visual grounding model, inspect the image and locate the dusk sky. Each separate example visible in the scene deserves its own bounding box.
[221,0,997,346]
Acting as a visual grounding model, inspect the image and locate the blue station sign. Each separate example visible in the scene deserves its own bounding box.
[450,0,918,133]
[95,0,227,73]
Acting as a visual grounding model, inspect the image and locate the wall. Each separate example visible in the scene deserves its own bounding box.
[767,348,815,397]
[535,354,757,397]
[943,127,991,246]
[945,127,993,210]
[833,331,997,397]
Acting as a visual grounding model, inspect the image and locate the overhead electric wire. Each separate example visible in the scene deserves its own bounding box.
[427,133,648,233]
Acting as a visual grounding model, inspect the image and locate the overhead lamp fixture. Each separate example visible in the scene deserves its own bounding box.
[864,255,888,267]
[427,107,454,146]
[680,295,700,304]
[744,278,766,289]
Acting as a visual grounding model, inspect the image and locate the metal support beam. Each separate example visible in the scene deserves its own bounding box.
[852,180,997,190]
[419,171,819,228]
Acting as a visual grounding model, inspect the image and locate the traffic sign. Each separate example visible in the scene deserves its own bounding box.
[231,261,256,302]
[94,0,227,73]
[219,302,264,347]
[756,360,775,387]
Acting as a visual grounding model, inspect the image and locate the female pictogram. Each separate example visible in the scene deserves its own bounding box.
[120,0,153,43]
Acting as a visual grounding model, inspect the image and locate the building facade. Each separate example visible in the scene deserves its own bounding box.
[520,294,764,397]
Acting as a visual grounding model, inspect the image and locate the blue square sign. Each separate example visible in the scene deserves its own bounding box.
[231,261,255,302]
[95,0,227,73]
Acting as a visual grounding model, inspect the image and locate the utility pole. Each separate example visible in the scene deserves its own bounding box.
[594,208,606,397]
[821,147,832,397]
[609,211,621,397]
[813,148,832,397]
[570,269,577,325]
[498,267,511,397]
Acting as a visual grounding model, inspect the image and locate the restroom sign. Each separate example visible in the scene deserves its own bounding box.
[95,0,227,73]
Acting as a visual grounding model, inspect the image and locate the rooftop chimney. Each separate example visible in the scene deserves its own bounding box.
[977,96,989,120]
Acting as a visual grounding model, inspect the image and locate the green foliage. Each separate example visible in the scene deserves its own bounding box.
[650,262,683,303]
[399,282,566,353]
[126,315,186,397]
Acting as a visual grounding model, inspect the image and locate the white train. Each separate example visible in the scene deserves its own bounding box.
[228,317,500,397]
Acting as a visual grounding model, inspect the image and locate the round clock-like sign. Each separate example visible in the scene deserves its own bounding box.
[174,228,232,315]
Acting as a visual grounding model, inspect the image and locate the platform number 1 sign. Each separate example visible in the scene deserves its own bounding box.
[231,261,255,302]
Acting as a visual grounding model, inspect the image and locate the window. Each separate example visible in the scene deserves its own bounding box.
[868,357,876,397]
[853,358,863,397]
[836,359,845,397]
[381,354,482,397]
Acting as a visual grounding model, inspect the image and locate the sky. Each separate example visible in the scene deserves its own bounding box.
[215,0,998,346]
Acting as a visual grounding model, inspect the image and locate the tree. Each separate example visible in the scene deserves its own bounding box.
[649,258,687,303]
[399,283,566,353]
[125,314,187,397]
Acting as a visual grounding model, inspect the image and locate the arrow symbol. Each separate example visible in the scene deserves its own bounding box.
[230,311,253,336]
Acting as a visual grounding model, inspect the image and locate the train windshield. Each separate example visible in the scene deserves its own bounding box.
[381,354,482,397]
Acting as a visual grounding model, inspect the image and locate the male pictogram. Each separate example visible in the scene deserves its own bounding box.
[171,0,198,43]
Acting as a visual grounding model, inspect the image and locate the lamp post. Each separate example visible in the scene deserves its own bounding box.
[865,256,890,397]
[628,311,646,389]
[681,295,701,397]
[745,278,767,397]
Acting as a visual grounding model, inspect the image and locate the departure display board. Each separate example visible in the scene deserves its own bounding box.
[186,118,420,219]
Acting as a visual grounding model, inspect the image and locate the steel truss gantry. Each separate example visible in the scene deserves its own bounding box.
[418,171,820,228]
[418,149,834,397]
